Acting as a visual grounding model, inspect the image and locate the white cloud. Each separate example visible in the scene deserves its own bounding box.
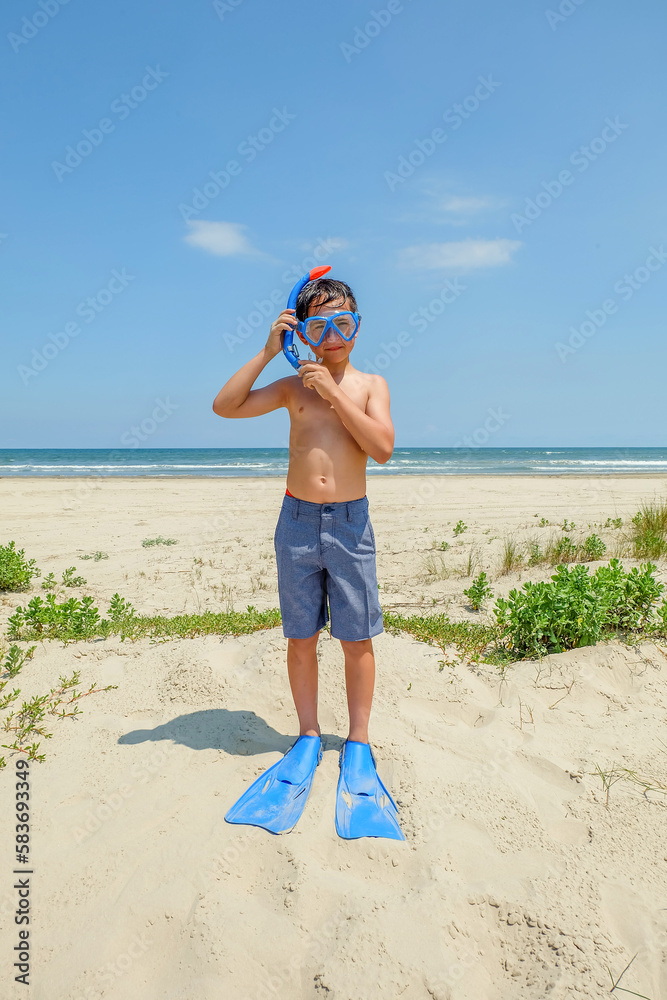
[439,195,499,214]
[399,238,521,270]
[396,183,507,226]
[297,236,349,253]
[183,220,259,256]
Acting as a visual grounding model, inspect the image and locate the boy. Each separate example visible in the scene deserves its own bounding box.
[214,276,404,841]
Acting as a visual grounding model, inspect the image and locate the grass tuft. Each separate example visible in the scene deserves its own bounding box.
[421,553,451,581]
[630,500,667,560]
[499,535,522,575]
[384,611,496,660]
[464,544,482,578]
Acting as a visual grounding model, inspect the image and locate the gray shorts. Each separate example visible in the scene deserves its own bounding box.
[274,494,383,642]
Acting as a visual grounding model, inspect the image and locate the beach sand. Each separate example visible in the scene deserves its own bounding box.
[1,476,666,1000]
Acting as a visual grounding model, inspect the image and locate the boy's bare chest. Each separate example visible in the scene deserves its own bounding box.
[289,379,368,428]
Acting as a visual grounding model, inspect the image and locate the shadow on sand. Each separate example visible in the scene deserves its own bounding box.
[118,709,343,756]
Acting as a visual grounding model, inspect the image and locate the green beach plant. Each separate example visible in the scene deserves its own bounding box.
[593,559,663,630]
[526,539,544,566]
[8,594,101,641]
[80,551,109,561]
[656,599,667,633]
[494,560,664,658]
[1,670,118,764]
[41,572,57,591]
[62,566,86,587]
[453,520,467,536]
[0,542,40,592]
[108,593,136,622]
[495,564,604,658]
[0,645,36,714]
[7,593,281,643]
[463,572,493,610]
[542,533,606,566]
[1,644,36,681]
[142,536,178,548]
[548,535,578,564]
[582,534,606,561]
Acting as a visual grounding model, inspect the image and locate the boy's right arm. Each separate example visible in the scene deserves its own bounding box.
[212,308,296,418]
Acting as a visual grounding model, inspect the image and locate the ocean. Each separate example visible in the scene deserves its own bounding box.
[1,448,667,477]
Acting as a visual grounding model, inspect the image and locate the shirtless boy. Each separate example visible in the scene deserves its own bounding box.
[214,276,404,841]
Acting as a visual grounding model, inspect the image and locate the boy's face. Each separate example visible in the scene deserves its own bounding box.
[297,297,358,363]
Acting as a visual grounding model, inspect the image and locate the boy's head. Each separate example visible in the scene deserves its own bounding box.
[294,277,358,322]
[294,278,360,363]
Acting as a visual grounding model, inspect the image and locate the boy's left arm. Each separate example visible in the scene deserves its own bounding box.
[299,364,394,463]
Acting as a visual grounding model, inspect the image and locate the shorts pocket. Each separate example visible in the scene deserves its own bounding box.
[350,515,375,556]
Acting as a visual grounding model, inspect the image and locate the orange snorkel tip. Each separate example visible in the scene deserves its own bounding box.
[308,265,332,281]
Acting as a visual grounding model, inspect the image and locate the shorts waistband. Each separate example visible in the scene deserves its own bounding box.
[282,493,368,520]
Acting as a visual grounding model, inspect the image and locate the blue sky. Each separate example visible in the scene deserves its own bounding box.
[2,0,666,448]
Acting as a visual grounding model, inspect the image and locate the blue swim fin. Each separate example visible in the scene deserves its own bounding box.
[335,741,405,841]
[225,734,322,835]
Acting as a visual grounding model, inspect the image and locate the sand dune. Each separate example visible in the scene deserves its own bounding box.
[1,476,666,999]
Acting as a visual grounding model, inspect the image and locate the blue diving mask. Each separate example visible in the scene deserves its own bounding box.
[297,310,361,347]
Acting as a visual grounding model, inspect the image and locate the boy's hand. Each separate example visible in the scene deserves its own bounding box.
[266,309,298,358]
[298,360,338,401]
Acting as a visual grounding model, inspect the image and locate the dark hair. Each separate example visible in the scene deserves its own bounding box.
[295,278,358,321]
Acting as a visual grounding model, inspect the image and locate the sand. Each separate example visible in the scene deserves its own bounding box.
[1,475,666,1000]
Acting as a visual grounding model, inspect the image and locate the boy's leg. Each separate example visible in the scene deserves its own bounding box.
[340,638,375,744]
[287,633,320,737]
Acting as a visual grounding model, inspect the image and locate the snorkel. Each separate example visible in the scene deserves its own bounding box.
[282,265,332,370]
